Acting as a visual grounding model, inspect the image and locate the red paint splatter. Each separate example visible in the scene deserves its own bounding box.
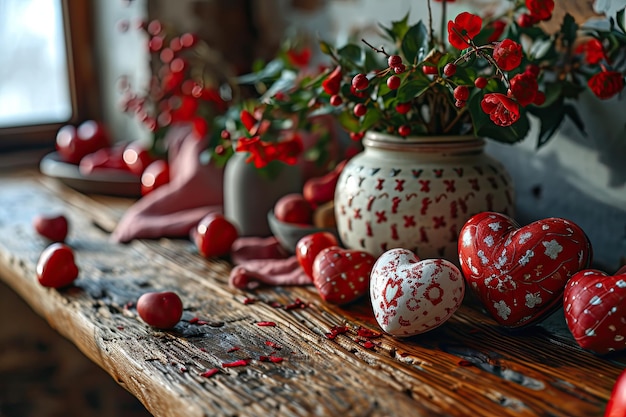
[256,321,276,327]
[356,327,381,339]
[200,369,219,378]
[259,355,284,363]
[227,346,240,353]
[457,359,473,367]
[284,298,307,310]
[116,325,124,330]
[199,347,207,352]
[189,317,200,324]
[124,302,134,310]
[265,340,282,350]
[179,366,188,373]
[325,325,350,339]
[242,297,257,305]
[361,341,375,349]
[270,301,283,308]
[222,359,249,368]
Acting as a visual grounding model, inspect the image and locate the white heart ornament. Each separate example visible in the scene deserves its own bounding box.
[370,248,465,337]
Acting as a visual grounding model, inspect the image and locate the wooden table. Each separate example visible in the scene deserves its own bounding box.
[0,170,624,417]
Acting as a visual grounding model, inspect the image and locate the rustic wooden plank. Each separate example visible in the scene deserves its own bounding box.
[0,172,624,417]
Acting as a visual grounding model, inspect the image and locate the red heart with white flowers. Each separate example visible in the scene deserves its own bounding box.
[458,212,592,328]
[370,248,465,337]
[312,246,375,305]
[564,269,626,354]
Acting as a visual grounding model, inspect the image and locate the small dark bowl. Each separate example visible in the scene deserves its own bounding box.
[267,210,339,254]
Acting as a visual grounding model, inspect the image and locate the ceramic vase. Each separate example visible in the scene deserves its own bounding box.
[334,132,514,261]
[223,152,302,237]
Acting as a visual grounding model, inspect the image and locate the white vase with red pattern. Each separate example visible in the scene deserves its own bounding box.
[334,132,515,262]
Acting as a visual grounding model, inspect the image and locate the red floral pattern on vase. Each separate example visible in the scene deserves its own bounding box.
[458,212,592,328]
[334,133,514,261]
[370,248,465,337]
[564,269,626,354]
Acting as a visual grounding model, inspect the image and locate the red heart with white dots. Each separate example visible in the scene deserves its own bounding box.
[564,269,626,354]
[312,246,375,305]
[458,212,591,328]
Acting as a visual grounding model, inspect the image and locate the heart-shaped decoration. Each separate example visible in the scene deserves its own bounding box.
[564,269,626,354]
[36,243,79,289]
[312,246,375,305]
[458,212,592,328]
[370,248,465,337]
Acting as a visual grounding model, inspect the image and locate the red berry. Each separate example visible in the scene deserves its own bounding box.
[388,55,402,68]
[387,75,401,90]
[455,99,466,108]
[474,77,488,89]
[352,74,369,91]
[349,131,365,141]
[394,64,406,74]
[398,125,411,137]
[395,102,411,114]
[422,65,438,75]
[453,85,470,101]
[353,103,367,117]
[220,129,231,140]
[517,13,538,28]
[147,20,162,36]
[443,63,457,77]
[330,94,343,106]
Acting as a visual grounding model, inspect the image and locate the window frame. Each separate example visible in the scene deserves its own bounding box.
[0,0,100,152]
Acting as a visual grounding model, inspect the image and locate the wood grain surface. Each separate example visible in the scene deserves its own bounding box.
[0,171,624,417]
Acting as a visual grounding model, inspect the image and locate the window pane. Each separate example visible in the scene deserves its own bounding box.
[0,0,72,128]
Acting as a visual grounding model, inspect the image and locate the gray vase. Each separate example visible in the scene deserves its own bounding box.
[223,152,302,237]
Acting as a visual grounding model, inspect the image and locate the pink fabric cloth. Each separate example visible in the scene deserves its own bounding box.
[111,125,224,243]
[228,236,311,289]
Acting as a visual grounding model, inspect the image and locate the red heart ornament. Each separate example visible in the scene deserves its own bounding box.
[312,246,375,305]
[36,243,80,288]
[458,212,591,328]
[370,248,465,337]
[564,269,626,354]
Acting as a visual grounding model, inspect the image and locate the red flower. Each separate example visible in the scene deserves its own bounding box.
[487,20,506,43]
[510,72,538,107]
[493,39,523,71]
[575,38,607,65]
[481,93,520,126]
[447,12,482,50]
[322,66,342,95]
[588,71,625,99]
[525,0,554,21]
[286,47,312,68]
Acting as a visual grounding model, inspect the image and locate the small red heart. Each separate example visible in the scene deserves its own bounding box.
[458,212,591,328]
[564,269,626,354]
[295,232,339,280]
[33,213,69,242]
[312,246,375,305]
[36,243,79,288]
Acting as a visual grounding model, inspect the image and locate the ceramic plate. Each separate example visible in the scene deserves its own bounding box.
[39,152,141,198]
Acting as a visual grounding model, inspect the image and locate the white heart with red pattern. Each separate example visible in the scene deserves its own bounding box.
[370,248,465,337]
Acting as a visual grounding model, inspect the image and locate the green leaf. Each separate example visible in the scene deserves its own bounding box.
[337,110,361,132]
[319,40,333,56]
[401,21,429,64]
[560,14,578,47]
[395,77,431,102]
[337,44,366,68]
[564,104,586,136]
[528,99,566,148]
[237,59,285,84]
[381,12,410,43]
[360,109,382,131]
[617,9,626,34]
